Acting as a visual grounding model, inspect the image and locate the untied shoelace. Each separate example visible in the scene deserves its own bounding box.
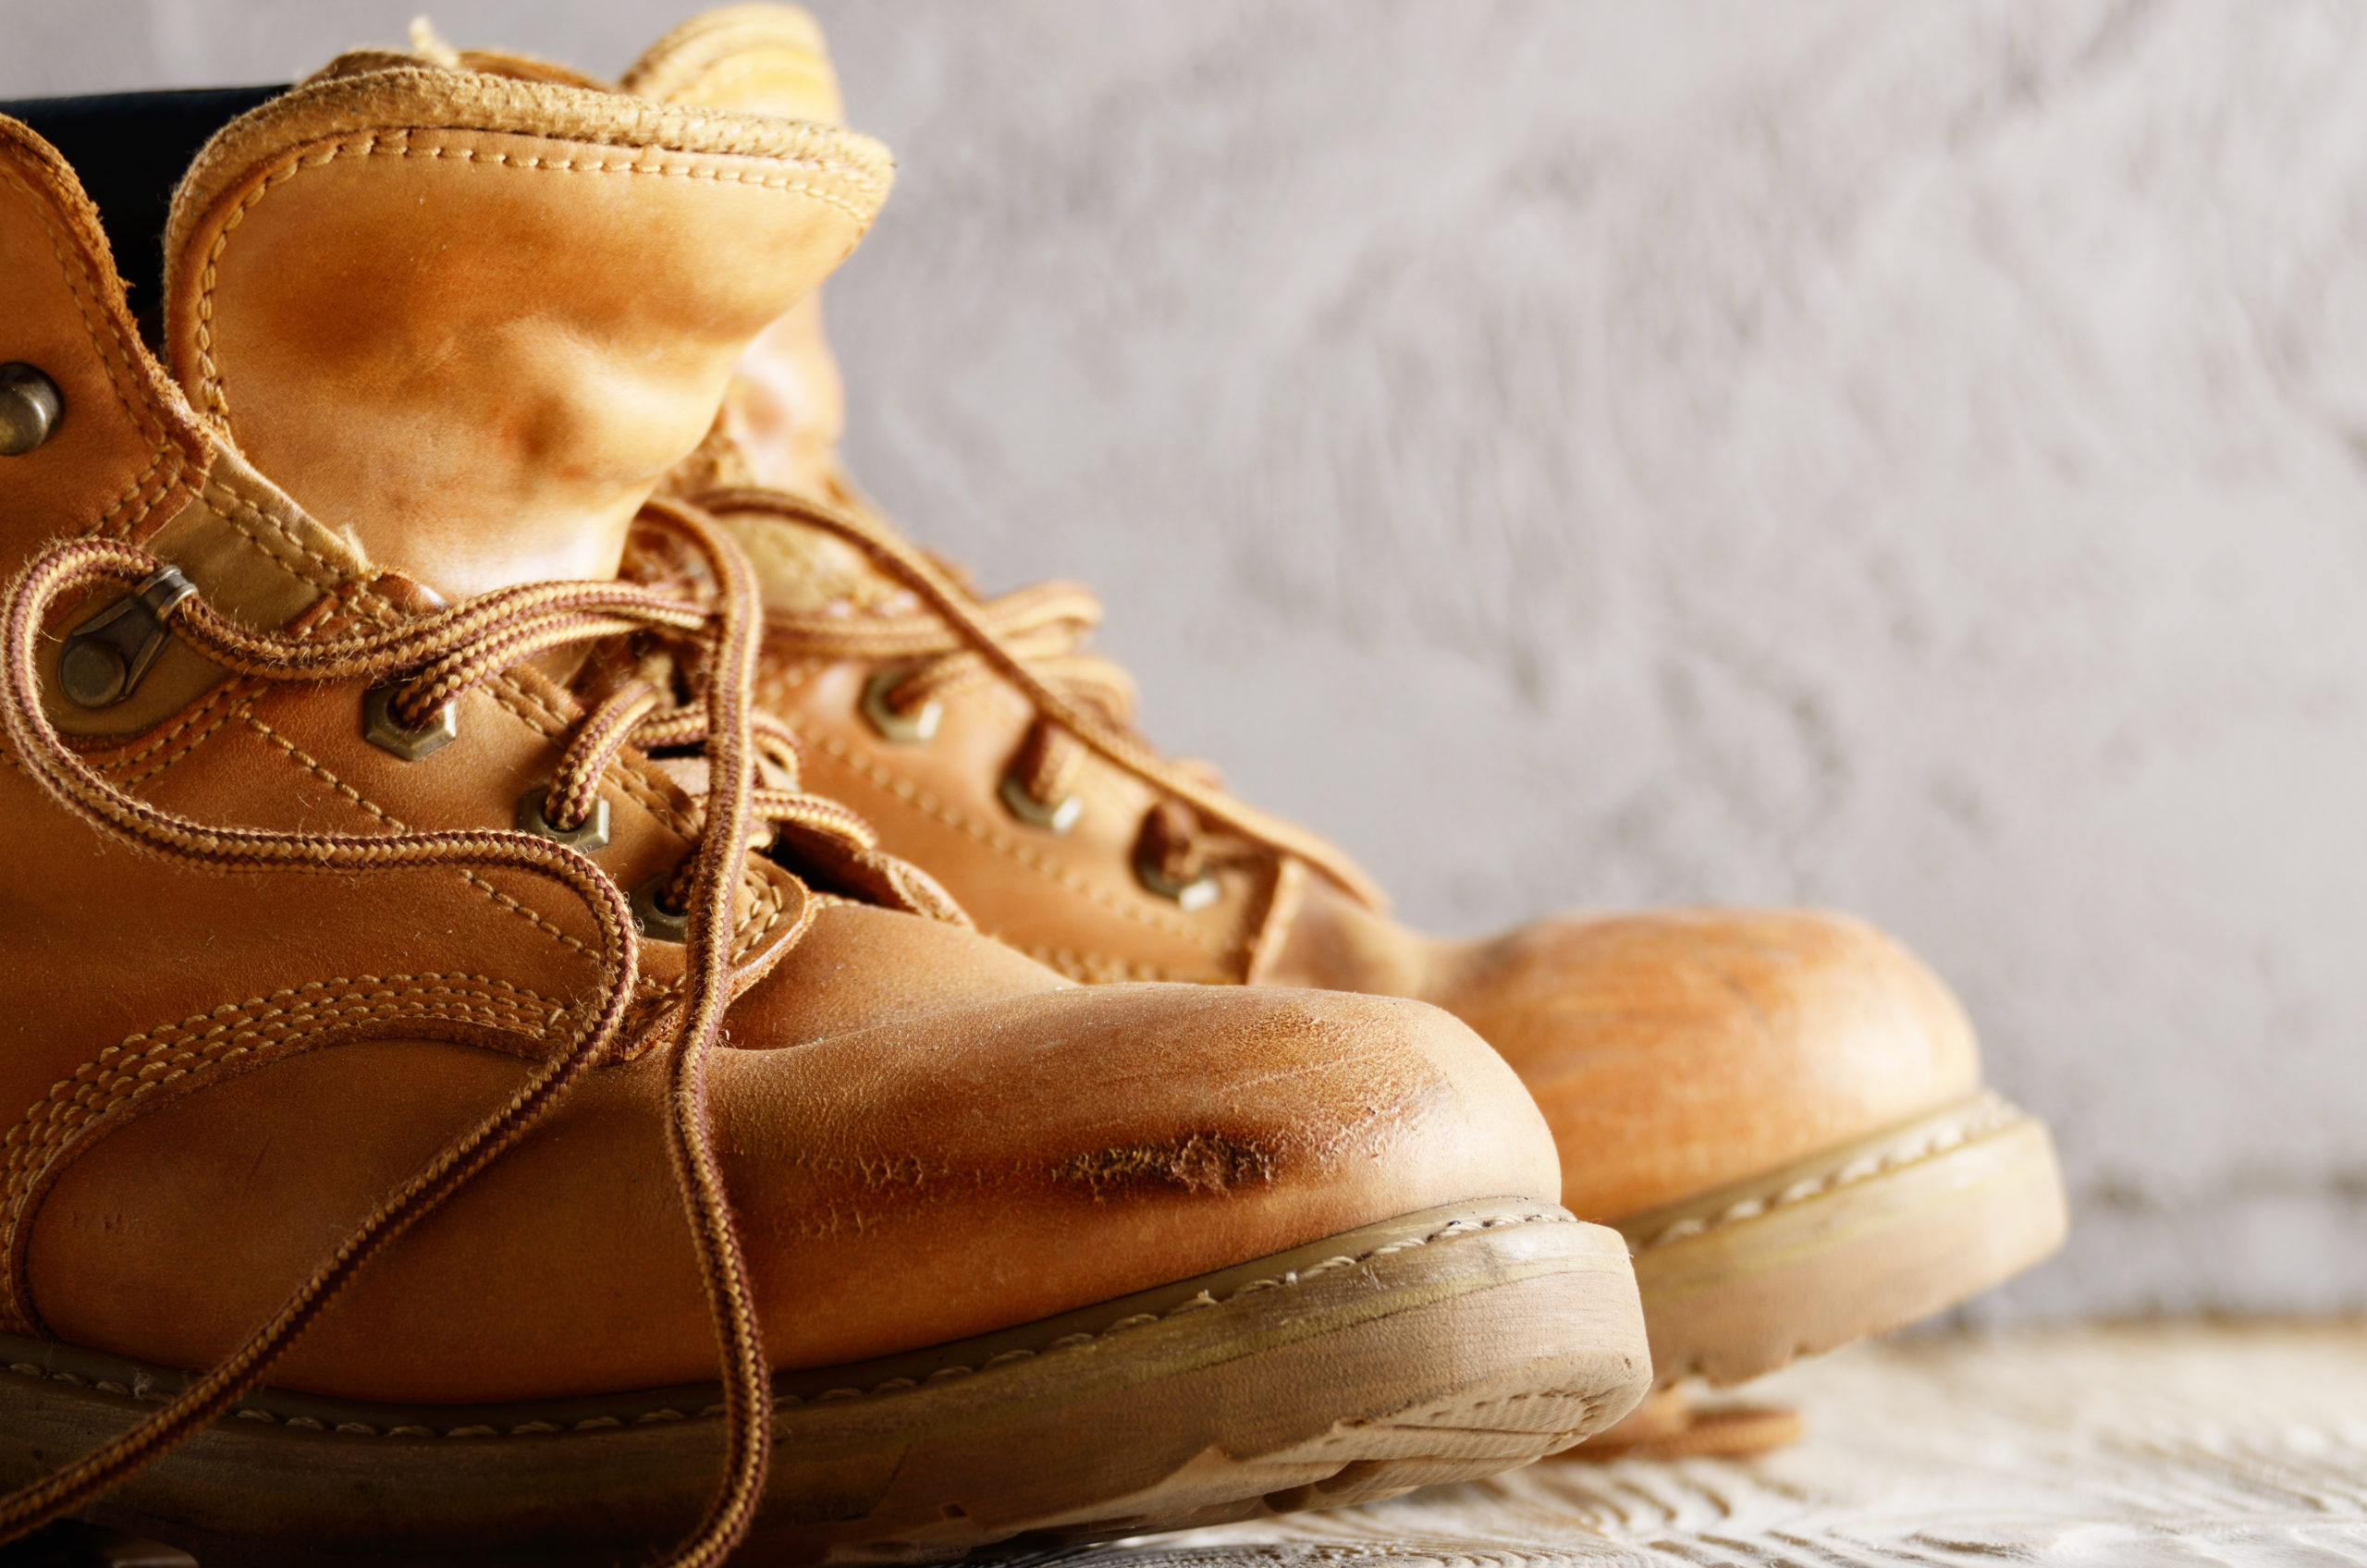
[0,498,835,1567]
[696,485,1391,914]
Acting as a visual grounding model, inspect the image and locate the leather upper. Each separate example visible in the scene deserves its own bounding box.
[637,5,1993,1224]
[1264,892,1982,1217]
[0,67,1558,1409]
[162,64,893,600]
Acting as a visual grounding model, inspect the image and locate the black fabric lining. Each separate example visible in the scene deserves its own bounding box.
[2,86,286,347]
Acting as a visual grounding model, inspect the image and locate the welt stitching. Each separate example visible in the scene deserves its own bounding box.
[197,127,877,422]
[797,723,1221,953]
[1627,1096,2024,1256]
[0,1209,1573,1436]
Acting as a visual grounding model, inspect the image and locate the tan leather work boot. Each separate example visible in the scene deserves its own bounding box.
[0,59,1650,1563]
[619,6,2068,1424]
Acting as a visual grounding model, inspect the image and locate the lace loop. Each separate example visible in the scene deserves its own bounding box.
[0,510,806,1565]
[548,678,668,830]
[704,487,1391,913]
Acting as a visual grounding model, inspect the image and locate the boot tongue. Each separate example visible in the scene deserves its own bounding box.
[627,6,900,612]
[620,5,845,123]
[162,56,890,598]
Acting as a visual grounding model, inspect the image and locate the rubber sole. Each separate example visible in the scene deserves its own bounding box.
[0,1199,1649,1564]
[1613,1092,2067,1389]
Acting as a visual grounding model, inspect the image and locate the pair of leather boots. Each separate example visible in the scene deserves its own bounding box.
[0,8,2065,1562]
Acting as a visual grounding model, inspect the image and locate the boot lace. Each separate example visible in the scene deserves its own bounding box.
[694,485,1390,914]
[0,500,852,1566]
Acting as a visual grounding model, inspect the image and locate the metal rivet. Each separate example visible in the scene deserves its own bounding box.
[998,770,1083,834]
[56,567,197,709]
[0,363,62,457]
[515,788,610,853]
[1134,853,1221,913]
[631,876,690,942]
[859,668,942,744]
[362,684,460,761]
[57,639,129,708]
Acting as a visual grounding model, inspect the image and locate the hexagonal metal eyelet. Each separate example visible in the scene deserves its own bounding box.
[998,769,1083,834]
[859,668,942,744]
[362,684,460,761]
[1134,854,1221,913]
[631,876,690,942]
[0,362,63,457]
[515,787,611,853]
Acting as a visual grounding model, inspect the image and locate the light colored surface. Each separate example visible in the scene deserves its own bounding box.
[1,2,2361,1320]
[1093,1323,2367,1566]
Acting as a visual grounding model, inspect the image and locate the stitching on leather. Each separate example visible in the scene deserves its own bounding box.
[0,1208,1574,1434]
[18,683,243,792]
[236,692,797,1011]
[237,709,595,960]
[104,686,254,790]
[795,721,1223,954]
[457,870,595,959]
[488,672,699,839]
[0,974,571,1331]
[2,682,237,790]
[199,472,355,594]
[92,449,192,545]
[0,163,170,455]
[1625,1096,2025,1256]
[1019,946,1196,985]
[198,482,702,860]
[0,163,192,540]
[99,680,245,763]
[195,127,876,423]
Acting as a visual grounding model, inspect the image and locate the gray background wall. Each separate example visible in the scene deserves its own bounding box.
[5,1,2361,1324]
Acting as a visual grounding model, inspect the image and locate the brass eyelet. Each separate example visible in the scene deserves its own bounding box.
[631,876,690,942]
[362,684,460,761]
[859,668,942,744]
[998,769,1083,834]
[515,788,611,853]
[1134,853,1221,913]
[0,362,63,457]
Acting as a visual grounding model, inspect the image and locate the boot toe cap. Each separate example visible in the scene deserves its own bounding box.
[1430,908,1981,1219]
[715,980,1564,1366]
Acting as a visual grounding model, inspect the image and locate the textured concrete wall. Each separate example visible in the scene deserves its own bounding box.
[5,1,2363,1322]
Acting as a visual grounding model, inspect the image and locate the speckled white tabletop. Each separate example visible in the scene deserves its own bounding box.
[1076,1323,2367,1566]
